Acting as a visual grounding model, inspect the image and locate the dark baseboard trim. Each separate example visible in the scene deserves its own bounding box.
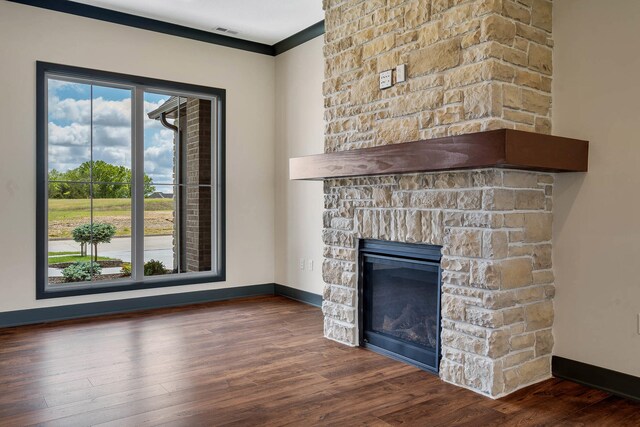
[0,283,322,328]
[552,356,640,402]
[0,284,275,328]
[275,284,322,307]
[7,0,324,56]
[273,21,325,55]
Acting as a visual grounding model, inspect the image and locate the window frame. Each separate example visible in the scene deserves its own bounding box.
[36,61,226,299]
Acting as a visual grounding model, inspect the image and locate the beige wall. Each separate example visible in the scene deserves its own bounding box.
[0,2,276,311]
[553,0,640,376]
[2,0,637,382]
[274,36,325,295]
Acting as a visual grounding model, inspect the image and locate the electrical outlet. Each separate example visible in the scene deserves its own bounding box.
[379,70,392,89]
[299,258,305,271]
[307,259,314,271]
[396,64,406,83]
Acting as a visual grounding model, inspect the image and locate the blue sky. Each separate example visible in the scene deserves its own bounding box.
[47,78,175,187]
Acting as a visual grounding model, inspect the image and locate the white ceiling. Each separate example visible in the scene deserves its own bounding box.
[74,0,324,45]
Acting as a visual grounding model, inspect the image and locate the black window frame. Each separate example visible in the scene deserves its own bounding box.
[36,61,226,299]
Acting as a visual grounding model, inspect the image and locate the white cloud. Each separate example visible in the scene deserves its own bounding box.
[94,146,129,169]
[48,121,134,171]
[48,94,177,182]
[48,122,90,146]
[93,98,131,127]
[49,96,91,124]
[48,79,86,92]
[49,96,131,127]
[48,144,90,172]
[94,125,131,148]
[48,122,91,172]
[144,129,175,184]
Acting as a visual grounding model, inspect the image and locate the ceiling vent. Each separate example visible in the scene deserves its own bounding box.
[214,27,238,35]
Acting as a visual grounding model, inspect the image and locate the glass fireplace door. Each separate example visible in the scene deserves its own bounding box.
[361,250,441,372]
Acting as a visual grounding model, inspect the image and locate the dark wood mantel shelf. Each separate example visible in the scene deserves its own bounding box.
[289,129,588,180]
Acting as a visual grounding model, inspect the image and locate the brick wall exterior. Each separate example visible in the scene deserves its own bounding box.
[185,99,212,272]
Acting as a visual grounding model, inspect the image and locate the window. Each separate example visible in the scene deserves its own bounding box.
[37,62,225,298]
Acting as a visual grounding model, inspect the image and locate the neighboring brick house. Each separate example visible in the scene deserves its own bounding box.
[148,97,212,273]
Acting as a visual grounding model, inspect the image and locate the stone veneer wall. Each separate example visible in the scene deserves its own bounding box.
[322,169,555,397]
[323,0,553,151]
[321,0,556,397]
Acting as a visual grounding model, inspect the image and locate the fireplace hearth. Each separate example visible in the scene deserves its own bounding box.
[359,240,442,373]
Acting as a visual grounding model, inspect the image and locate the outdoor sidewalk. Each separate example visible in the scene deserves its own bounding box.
[48,235,174,277]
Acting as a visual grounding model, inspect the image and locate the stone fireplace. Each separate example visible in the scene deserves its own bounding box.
[322,169,555,397]
[291,0,586,399]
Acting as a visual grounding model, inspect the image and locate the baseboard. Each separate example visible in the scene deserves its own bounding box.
[0,283,323,328]
[552,356,640,402]
[274,284,322,307]
[0,284,275,328]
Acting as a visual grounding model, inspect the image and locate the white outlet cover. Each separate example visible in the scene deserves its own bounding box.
[379,70,392,89]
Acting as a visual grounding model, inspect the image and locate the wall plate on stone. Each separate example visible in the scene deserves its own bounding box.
[396,64,406,83]
[379,70,392,89]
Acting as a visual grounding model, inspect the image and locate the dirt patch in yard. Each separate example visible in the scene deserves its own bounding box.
[48,211,174,239]
[48,273,131,285]
[49,260,125,269]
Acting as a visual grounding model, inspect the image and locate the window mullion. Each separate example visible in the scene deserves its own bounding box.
[211,99,218,273]
[133,87,145,281]
[176,97,181,274]
[90,84,95,281]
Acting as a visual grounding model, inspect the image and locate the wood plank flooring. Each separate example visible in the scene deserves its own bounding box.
[0,296,637,426]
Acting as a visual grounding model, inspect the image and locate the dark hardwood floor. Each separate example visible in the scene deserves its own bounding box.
[0,296,638,426]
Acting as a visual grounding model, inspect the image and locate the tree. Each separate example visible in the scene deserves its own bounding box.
[91,223,117,261]
[71,222,117,261]
[48,161,156,199]
[71,223,92,257]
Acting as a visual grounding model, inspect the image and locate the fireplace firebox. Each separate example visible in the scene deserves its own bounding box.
[358,240,442,374]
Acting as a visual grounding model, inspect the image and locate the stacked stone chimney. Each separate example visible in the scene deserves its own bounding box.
[321,0,555,397]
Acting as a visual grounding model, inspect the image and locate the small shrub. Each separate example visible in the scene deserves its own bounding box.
[144,259,166,276]
[62,261,102,282]
[120,262,132,276]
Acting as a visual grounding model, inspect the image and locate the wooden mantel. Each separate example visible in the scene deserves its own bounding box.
[289,129,588,180]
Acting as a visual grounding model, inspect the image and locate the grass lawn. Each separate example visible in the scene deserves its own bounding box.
[48,198,173,220]
[48,252,116,264]
[48,198,174,239]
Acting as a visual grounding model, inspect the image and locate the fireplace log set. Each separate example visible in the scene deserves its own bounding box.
[361,241,442,372]
[380,303,438,349]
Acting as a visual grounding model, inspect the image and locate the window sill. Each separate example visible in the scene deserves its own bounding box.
[37,273,226,299]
